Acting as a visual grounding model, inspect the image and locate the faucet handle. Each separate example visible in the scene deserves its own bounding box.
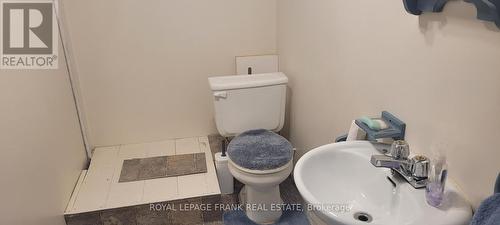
[390,140,410,159]
[410,155,430,179]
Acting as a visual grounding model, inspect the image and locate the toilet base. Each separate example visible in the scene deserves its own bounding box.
[228,160,293,224]
[243,184,283,224]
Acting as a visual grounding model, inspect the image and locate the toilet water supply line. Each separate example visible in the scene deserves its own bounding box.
[53,0,92,159]
[221,138,228,157]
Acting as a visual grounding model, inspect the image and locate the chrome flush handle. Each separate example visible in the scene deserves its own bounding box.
[213,91,227,100]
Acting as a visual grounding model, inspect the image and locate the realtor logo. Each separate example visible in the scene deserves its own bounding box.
[1,1,58,69]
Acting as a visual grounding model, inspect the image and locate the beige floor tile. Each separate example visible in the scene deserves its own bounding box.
[178,173,207,199]
[106,181,145,208]
[142,177,179,203]
[68,136,222,214]
[205,164,221,195]
[107,144,147,208]
[89,146,119,171]
[119,143,147,159]
[199,137,221,194]
[175,137,201,155]
[73,165,114,212]
[147,140,175,157]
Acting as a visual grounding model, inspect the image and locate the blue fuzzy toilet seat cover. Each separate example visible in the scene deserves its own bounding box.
[227,129,293,171]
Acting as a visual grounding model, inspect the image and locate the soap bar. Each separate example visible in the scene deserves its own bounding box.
[359,116,388,131]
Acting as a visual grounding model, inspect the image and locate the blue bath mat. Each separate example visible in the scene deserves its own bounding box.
[223,208,309,225]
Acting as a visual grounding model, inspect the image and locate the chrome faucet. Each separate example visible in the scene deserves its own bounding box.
[370,140,430,189]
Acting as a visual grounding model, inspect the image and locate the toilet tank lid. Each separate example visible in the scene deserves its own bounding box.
[209,72,288,91]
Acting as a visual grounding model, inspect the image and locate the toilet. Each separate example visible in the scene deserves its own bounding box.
[208,72,293,224]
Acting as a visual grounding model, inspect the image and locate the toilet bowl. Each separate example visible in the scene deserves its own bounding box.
[208,72,291,224]
[226,129,293,224]
[228,160,293,224]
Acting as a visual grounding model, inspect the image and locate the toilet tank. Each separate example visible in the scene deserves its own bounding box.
[208,72,288,137]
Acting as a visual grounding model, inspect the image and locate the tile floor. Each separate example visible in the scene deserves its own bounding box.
[65,136,220,214]
[65,176,302,225]
[65,194,233,225]
[65,134,304,225]
[118,153,207,182]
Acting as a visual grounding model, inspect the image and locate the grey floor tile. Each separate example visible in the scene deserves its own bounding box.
[201,195,223,223]
[65,212,102,225]
[169,198,204,225]
[166,154,194,176]
[101,207,137,225]
[119,159,141,183]
[208,134,224,158]
[166,153,207,177]
[221,193,239,206]
[194,153,207,173]
[280,176,304,205]
[120,153,208,183]
[135,204,170,225]
[138,156,168,180]
[203,221,223,225]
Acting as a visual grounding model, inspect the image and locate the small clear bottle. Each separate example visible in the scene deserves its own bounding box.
[425,152,448,207]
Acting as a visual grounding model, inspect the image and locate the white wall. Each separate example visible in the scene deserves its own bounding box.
[278,0,500,208]
[63,0,277,147]
[0,39,88,224]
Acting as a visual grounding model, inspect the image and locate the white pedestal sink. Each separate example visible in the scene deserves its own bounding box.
[294,141,472,225]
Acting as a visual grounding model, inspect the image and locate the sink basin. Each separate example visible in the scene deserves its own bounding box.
[294,141,472,225]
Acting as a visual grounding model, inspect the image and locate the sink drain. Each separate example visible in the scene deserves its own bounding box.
[353,212,373,223]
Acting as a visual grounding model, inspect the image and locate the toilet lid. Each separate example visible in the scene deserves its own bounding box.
[227,129,293,171]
